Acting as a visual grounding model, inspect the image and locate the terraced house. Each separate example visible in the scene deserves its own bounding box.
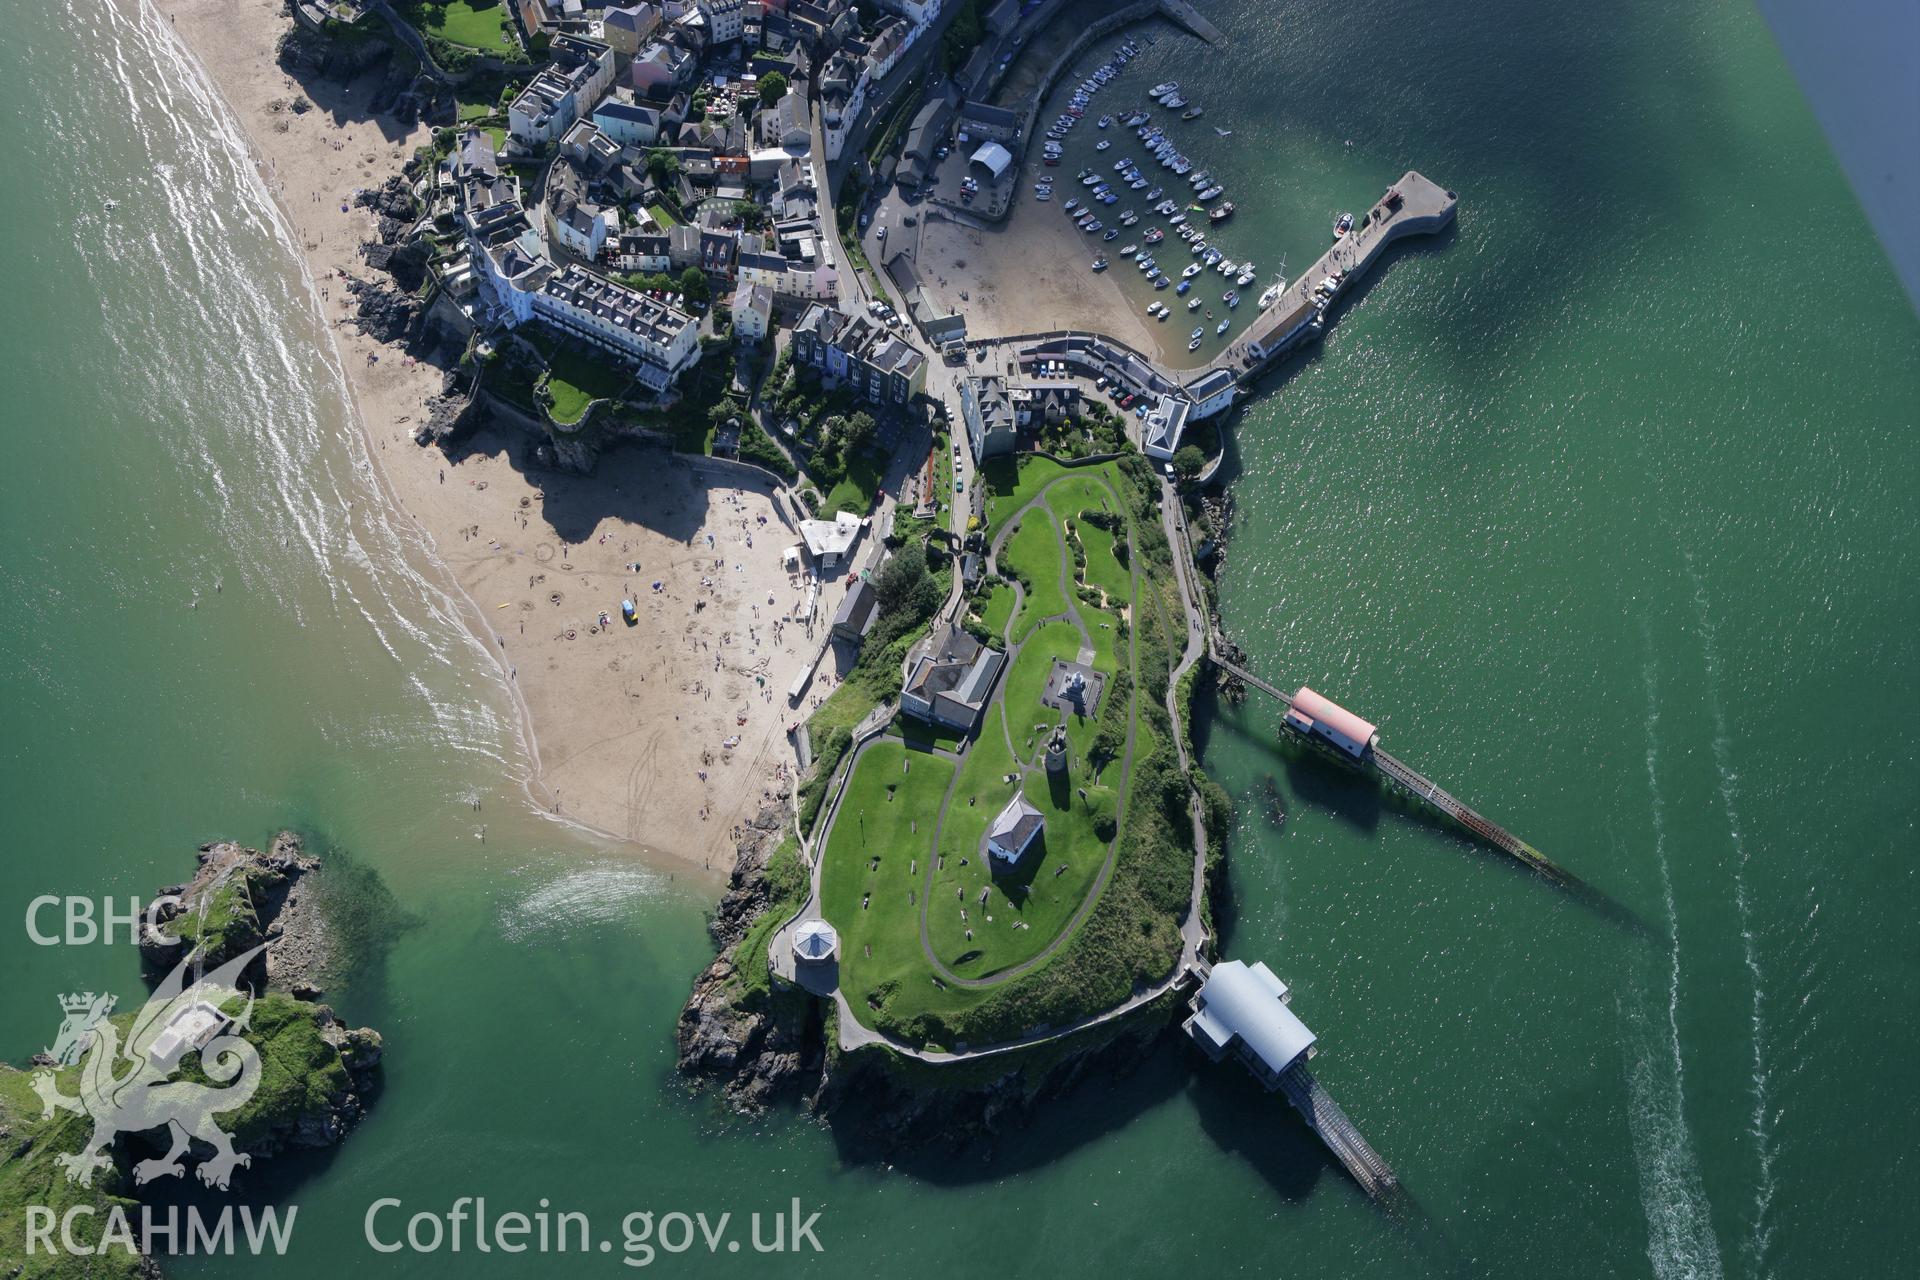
[790,304,927,406]
[508,35,616,147]
[531,265,701,392]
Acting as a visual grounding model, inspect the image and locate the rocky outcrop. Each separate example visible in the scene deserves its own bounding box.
[141,831,331,991]
[355,173,417,224]
[675,802,820,1110]
[812,1009,1173,1158]
[677,952,820,1111]
[706,800,791,951]
[344,275,419,342]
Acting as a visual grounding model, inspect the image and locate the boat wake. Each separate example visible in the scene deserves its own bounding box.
[1681,551,1778,1272]
[1622,649,1724,1280]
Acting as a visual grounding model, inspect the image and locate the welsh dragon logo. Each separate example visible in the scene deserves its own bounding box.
[32,945,266,1191]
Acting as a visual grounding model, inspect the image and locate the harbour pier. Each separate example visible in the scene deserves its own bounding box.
[1204,170,1457,385]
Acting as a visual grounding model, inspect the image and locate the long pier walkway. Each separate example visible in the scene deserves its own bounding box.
[1214,648,1566,881]
[1279,1063,1401,1201]
[1370,746,1568,884]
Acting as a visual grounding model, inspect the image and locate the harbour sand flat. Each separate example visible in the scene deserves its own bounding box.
[156,0,807,870]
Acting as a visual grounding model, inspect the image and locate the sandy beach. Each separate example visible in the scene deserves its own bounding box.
[906,142,1175,364]
[155,0,814,868]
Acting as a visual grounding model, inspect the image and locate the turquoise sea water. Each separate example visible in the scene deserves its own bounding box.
[2,0,1915,1276]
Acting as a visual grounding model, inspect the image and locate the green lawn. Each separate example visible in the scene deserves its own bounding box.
[646,203,679,229]
[1002,513,1068,640]
[973,581,1015,639]
[539,343,631,425]
[980,454,1072,535]
[807,458,1179,1049]
[818,447,885,517]
[406,0,513,49]
[819,740,955,1022]
[922,704,1118,980]
[1075,518,1132,609]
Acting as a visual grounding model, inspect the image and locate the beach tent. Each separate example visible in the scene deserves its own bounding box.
[970,141,1013,180]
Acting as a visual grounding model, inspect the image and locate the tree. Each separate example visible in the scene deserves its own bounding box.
[872,541,941,644]
[1172,445,1206,484]
[758,71,789,108]
[733,200,767,232]
[678,267,711,305]
[644,149,679,183]
[843,411,878,456]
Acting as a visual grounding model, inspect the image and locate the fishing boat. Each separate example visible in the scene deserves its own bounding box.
[1169,213,1186,226]
[1208,201,1235,223]
[1236,266,1256,287]
[1150,81,1179,98]
[1335,211,1354,237]
[1119,243,1138,257]
[1216,317,1230,334]
[1190,325,1205,341]
[1097,114,1112,128]
[1119,211,1139,225]
[1224,291,1241,308]
[1153,274,1170,288]
[1188,336,1203,351]
[1187,297,1201,311]
[1145,185,1163,201]
[1182,107,1204,120]
[1214,127,1232,137]
[1103,227,1119,240]
[1091,255,1108,271]
[1064,197,1080,211]
[1143,227,1164,243]
[1084,219,1103,232]
[1096,139,1111,151]
[1164,94,1189,109]
[1198,184,1224,201]
[1181,262,1203,278]
[1176,278,1192,294]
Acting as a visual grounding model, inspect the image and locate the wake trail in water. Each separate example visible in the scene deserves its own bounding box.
[1681,549,1777,1275]
[1623,648,1723,1280]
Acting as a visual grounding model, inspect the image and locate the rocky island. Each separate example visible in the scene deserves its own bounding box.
[0,833,383,1277]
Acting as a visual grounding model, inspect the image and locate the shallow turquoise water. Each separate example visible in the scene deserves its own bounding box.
[1,0,1915,1276]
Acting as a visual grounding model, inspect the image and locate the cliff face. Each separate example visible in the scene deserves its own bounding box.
[676,802,823,1111]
